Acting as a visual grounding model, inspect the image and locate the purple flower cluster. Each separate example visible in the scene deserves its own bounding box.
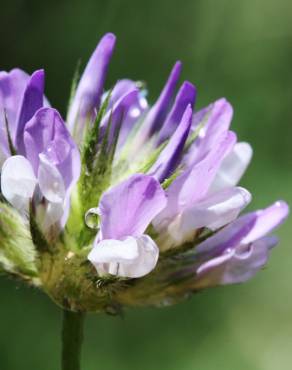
[0,33,289,299]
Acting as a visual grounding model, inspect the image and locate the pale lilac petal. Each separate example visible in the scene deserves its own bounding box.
[23,107,80,190]
[67,33,116,137]
[209,142,253,193]
[157,81,196,145]
[15,70,45,154]
[178,186,251,235]
[157,187,250,250]
[154,131,236,229]
[196,236,278,287]
[38,154,65,203]
[191,105,211,130]
[185,98,233,167]
[242,201,289,244]
[1,155,37,212]
[45,202,64,228]
[99,174,167,239]
[148,105,192,182]
[201,187,251,230]
[88,234,159,278]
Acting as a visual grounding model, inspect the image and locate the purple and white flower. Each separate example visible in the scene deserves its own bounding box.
[88,174,166,278]
[0,33,289,310]
[0,69,80,231]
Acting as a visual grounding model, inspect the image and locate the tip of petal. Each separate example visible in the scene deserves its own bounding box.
[237,186,252,205]
[183,104,193,121]
[179,81,197,106]
[102,32,116,42]
[97,33,116,53]
[172,61,182,76]
[214,97,233,119]
[28,106,63,123]
[273,200,290,218]
[181,80,196,90]
[30,69,45,85]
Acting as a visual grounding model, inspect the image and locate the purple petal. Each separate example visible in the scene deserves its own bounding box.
[185,98,233,167]
[0,69,29,155]
[107,79,139,109]
[141,62,182,138]
[67,33,116,137]
[154,131,236,228]
[148,105,192,182]
[194,213,258,259]
[157,81,196,145]
[23,107,80,190]
[111,81,148,150]
[99,174,167,239]
[195,201,289,261]
[196,235,278,287]
[15,70,45,154]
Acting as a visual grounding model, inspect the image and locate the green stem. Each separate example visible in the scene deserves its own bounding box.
[61,309,85,370]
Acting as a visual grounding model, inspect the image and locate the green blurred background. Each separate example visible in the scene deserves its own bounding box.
[0,0,292,369]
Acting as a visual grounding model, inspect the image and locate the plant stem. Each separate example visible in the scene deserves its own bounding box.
[61,309,85,370]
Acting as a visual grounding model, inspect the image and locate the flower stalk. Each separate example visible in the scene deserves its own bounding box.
[61,310,85,370]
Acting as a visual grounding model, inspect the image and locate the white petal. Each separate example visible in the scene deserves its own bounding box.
[1,155,37,212]
[122,235,159,278]
[209,142,253,193]
[89,237,139,264]
[38,153,65,203]
[88,235,159,278]
[36,201,65,231]
[167,187,251,246]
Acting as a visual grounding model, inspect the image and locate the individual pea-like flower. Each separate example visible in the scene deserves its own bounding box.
[0,33,289,313]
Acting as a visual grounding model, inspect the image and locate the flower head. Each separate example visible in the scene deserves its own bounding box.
[0,33,288,313]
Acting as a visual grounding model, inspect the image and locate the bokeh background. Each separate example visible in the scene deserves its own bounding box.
[0,0,292,369]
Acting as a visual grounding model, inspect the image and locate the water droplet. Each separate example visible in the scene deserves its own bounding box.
[85,207,101,229]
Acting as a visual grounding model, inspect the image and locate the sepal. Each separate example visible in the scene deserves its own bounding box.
[0,202,39,283]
